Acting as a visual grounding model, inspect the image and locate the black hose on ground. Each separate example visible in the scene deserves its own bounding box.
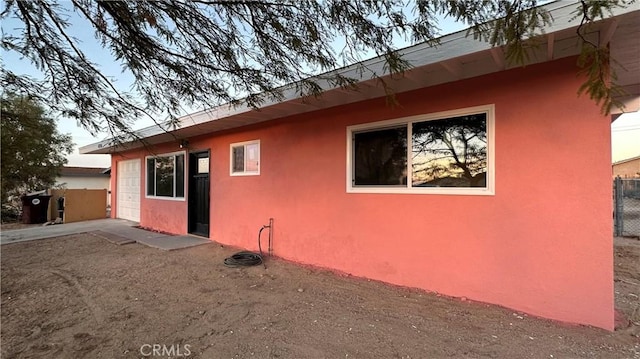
[258,226,266,257]
[223,224,269,268]
[223,251,263,267]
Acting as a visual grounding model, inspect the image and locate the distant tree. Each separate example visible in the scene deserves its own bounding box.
[0,0,632,141]
[0,94,74,204]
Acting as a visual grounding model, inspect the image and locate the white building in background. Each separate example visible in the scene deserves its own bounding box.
[55,167,111,205]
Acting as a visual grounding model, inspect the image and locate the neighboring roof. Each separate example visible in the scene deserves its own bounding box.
[613,155,640,165]
[59,167,111,177]
[80,0,640,155]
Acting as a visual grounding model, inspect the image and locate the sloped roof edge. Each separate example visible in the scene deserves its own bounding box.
[59,166,111,177]
[613,155,640,165]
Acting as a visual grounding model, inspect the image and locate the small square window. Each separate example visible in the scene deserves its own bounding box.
[198,157,209,174]
[230,140,260,176]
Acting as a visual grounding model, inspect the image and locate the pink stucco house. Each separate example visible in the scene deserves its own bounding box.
[81,1,640,330]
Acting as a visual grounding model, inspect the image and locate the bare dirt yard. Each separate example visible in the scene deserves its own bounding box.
[1,234,639,358]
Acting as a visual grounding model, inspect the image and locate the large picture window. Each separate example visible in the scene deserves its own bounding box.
[146,152,185,199]
[347,105,494,195]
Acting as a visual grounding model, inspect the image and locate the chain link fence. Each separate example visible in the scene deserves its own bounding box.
[613,177,640,237]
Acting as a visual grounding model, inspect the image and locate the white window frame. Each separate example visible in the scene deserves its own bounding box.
[346,104,495,195]
[230,140,261,176]
[145,150,186,201]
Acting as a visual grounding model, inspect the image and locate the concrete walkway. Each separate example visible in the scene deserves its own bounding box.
[0,218,211,250]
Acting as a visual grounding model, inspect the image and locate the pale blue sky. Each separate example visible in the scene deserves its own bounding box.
[2,2,637,167]
[612,115,640,162]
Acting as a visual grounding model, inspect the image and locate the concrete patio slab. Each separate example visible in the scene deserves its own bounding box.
[100,226,166,242]
[0,219,137,244]
[1,218,211,251]
[88,231,136,245]
[98,226,210,250]
[133,235,211,251]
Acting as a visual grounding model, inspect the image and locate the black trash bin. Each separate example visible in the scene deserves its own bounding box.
[21,194,52,224]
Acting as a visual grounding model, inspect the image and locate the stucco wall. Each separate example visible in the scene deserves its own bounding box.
[111,57,613,330]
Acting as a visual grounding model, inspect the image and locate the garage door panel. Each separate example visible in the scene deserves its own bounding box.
[117,159,140,222]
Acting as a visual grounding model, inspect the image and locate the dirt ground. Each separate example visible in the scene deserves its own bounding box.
[1,234,638,359]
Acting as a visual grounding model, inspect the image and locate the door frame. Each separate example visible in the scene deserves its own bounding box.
[116,159,141,222]
[188,150,211,237]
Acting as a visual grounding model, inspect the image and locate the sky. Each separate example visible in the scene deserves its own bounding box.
[2,2,638,168]
[612,114,640,162]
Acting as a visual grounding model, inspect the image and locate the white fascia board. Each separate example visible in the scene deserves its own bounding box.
[79,138,118,154]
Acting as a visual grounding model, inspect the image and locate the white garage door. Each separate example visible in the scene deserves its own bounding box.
[117,159,141,222]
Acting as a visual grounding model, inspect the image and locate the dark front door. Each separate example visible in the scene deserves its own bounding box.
[188,151,210,237]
